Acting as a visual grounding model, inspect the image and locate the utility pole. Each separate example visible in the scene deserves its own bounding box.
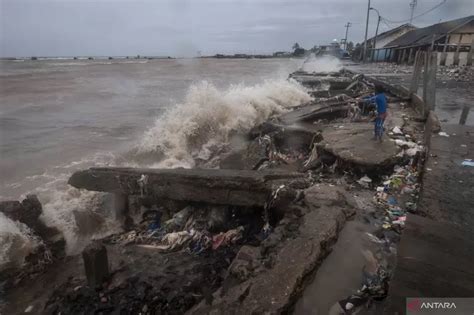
[373,15,381,61]
[370,7,381,61]
[344,22,352,50]
[409,0,418,24]
[363,0,371,62]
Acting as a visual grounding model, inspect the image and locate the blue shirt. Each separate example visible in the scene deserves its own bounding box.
[365,93,387,114]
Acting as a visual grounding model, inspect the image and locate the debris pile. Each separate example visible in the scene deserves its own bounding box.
[438,65,474,82]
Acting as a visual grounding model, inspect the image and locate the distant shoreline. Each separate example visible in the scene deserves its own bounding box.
[0,53,297,61]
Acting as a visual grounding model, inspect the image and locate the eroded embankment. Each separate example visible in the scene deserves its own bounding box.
[1,68,428,314]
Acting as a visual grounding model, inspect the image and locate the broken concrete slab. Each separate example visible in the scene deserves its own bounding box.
[277,101,349,125]
[310,89,359,99]
[68,168,306,208]
[187,185,354,314]
[249,121,322,152]
[317,124,402,172]
[220,137,271,170]
[290,75,353,90]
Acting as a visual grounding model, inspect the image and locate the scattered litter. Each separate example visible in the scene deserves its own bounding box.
[438,132,449,137]
[394,139,416,148]
[387,197,397,206]
[158,230,196,251]
[461,144,467,148]
[211,226,244,250]
[358,175,372,188]
[163,207,193,232]
[392,126,403,135]
[461,159,474,167]
[365,233,385,244]
[24,305,34,313]
[137,174,148,196]
[405,145,424,157]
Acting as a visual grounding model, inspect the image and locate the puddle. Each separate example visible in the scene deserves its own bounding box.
[293,220,376,315]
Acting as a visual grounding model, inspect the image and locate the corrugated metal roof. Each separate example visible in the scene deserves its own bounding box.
[366,23,416,43]
[384,15,474,48]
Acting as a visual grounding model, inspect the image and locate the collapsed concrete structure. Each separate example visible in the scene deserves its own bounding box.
[2,65,438,314]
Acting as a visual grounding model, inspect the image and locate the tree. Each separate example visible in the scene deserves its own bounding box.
[292,42,300,51]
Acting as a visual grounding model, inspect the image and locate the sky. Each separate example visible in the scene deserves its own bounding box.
[1,0,473,57]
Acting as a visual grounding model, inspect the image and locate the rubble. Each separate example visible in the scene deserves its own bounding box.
[3,67,431,314]
[437,65,474,82]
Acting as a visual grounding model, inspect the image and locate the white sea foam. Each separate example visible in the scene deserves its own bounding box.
[138,79,311,168]
[0,212,39,270]
[31,152,120,255]
[302,55,342,73]
[1,151,120,262]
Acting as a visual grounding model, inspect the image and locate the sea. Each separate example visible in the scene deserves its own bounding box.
[1,57,344,265]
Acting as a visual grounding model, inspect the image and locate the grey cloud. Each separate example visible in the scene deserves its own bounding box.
[1,0,473,57]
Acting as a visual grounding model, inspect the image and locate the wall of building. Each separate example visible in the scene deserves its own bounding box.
[437,52,469,66]
[447,22,474,44]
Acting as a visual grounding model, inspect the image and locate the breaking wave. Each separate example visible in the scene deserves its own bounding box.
[302,55,342,73]
[0,75,310,264]
[0,212,39,269]
[137,79,311,168]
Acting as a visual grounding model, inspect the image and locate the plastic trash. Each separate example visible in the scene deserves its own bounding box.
[211,226,244,250]
[365,233,385,244]
[438,132,449,137]
[358,175,372,188]
[394,139,416,148]
[390,177,403,189]
[387,196,398,206]
[392,126,403,135]
[461,159,474,167]
[163,207,193,232]
[24,305,34,313]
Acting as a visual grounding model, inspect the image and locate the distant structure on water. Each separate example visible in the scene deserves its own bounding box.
[315,40,349,59]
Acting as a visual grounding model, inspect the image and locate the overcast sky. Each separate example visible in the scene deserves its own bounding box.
[1,0,473,57]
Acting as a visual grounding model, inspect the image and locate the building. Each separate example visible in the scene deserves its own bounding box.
[375,15,474,66]
[368,24,417,61]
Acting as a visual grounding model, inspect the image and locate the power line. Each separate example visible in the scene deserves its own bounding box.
[409,0,418,24]
[383,0,447,24]
[381,19,392,29]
